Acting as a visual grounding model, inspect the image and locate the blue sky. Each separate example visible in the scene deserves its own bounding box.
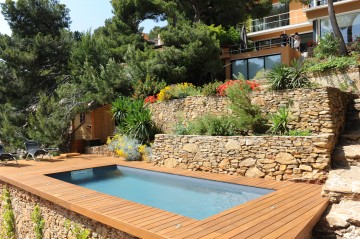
[0,0,166,35]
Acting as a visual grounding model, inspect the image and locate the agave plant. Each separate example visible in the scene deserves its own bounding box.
[267,60,309,90]
[268,106,290,135]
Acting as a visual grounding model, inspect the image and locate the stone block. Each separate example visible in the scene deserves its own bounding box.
[275,152,298,165]
[245,167,265,178]
[183,143,198,153]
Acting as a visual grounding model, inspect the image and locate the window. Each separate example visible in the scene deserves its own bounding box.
[231,54,281,80]
[320,12,360,43]
[80,113,85,124]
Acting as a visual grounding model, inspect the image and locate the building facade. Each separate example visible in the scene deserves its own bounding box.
[224,0,360,79]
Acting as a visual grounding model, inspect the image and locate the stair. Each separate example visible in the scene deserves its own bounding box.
[313,96,360,238]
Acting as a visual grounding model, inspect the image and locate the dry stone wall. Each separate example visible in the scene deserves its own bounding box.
[307,66,360,92]
[0,182,137,239]
[149,88,351,145]
[152,134,334,183]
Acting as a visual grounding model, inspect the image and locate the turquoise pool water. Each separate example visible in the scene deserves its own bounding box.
[48,165,274,220]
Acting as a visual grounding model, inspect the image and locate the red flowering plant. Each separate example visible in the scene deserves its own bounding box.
[216,80,260,97]
[144,95,157,104]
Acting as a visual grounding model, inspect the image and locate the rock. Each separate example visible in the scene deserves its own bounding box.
[183,144,198,153]
[164,158,178,168]
[299,165,312,172]
[219,159,230,169]
[245,167,265,178]
[275,153,298,165]
[239,158,256,167]
[225,140,240,150]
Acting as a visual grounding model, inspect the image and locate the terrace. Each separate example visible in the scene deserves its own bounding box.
[0,155,328,239]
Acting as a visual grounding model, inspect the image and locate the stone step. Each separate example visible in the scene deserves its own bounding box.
[332,145,360,168]
[322,166,360,203]
[340,131,360,142]
[313,200,360,239]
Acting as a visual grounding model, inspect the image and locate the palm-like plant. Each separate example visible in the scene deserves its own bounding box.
[267,60,309,90]
[268,107,289,135]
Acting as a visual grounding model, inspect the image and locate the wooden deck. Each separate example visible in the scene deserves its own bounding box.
[0,155,329,239]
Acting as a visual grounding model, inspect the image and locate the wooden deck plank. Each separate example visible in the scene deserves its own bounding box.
[0,155,328,239]
[167,184,318,239]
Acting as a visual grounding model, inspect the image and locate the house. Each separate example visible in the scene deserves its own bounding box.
[70,104,115,153]
[224,0,360,79]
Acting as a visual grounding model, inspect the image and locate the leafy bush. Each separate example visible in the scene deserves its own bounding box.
[31,205,45,239]
[350,36,360,52]
[314,32,340,59]
[111,97,159,144]
[287,130,311,136]
[132,75,167,100]
[1,186,15,239]
[201,81,223,96]
[267,60,309,90]
[157,83,200,102]
[176,114,239,136]
[64,220,90,239]
[226,82,268,134]
[253,69,269,80]
[216,80,259,96]
[268,107,290,135]
[107,135,152,161]
[304,53,359,73]
[208,25,241,47]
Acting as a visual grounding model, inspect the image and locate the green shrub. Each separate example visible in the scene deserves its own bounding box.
[31,205,45,239]
[1,186,15,239]
[314,32,340,59]
[267,60,309,90]
[201,81,222,96]
[111,97,159,144]
[64,220,90,239]
[287,130,311,136]
[268,106,290,135]
[253,69,269,80]
[133,75,167,100]
[350,36,360,52]
[184,114,239,136]
[208,25,240,47]
[226,82,268,134]
[304,54,358,73]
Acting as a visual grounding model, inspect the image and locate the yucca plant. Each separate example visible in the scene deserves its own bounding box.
[124,107,159,144]
[111,97,160,144]
[268,107,290,135]
[267,60,309,90]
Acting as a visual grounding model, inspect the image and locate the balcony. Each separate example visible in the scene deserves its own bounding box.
[250,9,308,33]
[306,0,349,9]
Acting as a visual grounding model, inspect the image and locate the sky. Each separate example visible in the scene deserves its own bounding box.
[0,0,166,35]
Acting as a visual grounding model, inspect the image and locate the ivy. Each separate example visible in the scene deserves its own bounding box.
[31,205,45,239]
[1,186,15,239]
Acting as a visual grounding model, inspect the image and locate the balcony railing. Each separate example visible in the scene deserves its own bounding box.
[305,0,347,8]
[250,9,306,33]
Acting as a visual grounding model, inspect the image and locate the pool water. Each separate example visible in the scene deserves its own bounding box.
[48,165,274,220]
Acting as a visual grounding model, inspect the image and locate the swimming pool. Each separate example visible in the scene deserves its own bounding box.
[48,165,274,220]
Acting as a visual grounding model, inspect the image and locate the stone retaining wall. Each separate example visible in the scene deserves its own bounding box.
[149,88,351,145]
[0,182,136,239]
[308,66,360,92]
[85,145,115,157]
[152,134,335,183]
